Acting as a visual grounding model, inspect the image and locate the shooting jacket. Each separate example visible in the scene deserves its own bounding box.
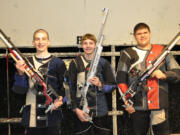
[13,55,66,128]
[68,55,116,117]
[116,44,180,110]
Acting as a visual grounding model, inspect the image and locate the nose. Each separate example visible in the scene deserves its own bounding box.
[86,43,91,47]
[87,42,93,47]
[39,38,43,44]
[140,34,145,39]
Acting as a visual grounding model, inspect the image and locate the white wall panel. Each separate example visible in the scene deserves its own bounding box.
[0,0,180,47]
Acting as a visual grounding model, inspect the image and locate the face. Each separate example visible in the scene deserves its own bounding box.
[134,28,151,48]
[33,31,50,53]
[82,39,96,55]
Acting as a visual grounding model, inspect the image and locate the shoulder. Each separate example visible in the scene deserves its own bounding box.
[121,47,135,55]
[71,55,83,66]
[152,44,164,49]
[49,56,66,72]
[121,47,134,52]
[151,44,164,56]
[74,55,82,62]
[100,57,109,64]
[69,55,81,69]
[99,57,111,68]
[120,47,137,59]
[50,56,65,65]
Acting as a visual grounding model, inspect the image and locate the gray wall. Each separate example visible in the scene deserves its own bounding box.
[0,0,180,47]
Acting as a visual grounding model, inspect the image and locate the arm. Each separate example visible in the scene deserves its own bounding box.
[68,60,78,110]
[56,59,67,97]
[101,59,116,93]
[52,58,67,109]
[68,59,89,122]
[13,73,29,94]
[12,60,29,94]
[88,59,116,92]
[116,50,135,113]
[152,54,180,82]
[164,54,180,83]
[116,50,131,97]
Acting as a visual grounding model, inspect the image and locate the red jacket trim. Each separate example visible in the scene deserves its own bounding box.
[146,44,164,109]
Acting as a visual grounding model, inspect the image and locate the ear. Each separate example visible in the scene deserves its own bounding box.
[133,34,136,39]
[32,41,35,47]
[47,40,50,46]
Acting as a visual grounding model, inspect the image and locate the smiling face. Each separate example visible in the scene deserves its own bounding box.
[82,39,96,55]
[133,23,151,49]
[134,28,151,49]
[33,30,50,53]
[81,33,97,58]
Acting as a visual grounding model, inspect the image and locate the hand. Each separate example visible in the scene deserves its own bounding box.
[15,60,25,76]
[124,101,135,114]
[151,70,166,80]
[75,108,89,122]
[53,96,63,110]
[88,76,102,88]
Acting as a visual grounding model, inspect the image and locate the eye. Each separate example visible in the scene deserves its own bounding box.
[136,32,141,36]
[42,37,48,41]
[89,41,95,45]
[34,38,40,41]
[144,32,147,34]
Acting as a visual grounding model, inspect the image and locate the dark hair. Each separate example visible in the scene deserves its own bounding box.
[81,33,97,45]
[133,23,150,35]
[33,29,49,40]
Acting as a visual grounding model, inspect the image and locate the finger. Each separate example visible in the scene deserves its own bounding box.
[58,96,63,101]
[88,78,93,82]
[151,72,155,77]
[126,107,130,111]
[83,118,88,122]
[83,112,89,117]
[78,114,87,122]
[82,116,89,122]
[17,60,24,65]
[80,117,87,122]
[130,110,135,114]
[127,108,135,114]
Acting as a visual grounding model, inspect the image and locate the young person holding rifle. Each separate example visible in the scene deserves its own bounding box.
[12,29,66,135]
[116,23,180,135]
[68,33,116,135]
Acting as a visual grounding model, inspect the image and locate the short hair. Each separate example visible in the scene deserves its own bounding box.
[81,33,97,45]
[33,29,49,41]
[133,23,150,35]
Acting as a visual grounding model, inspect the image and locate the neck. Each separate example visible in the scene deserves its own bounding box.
[36,50,50,58]
[138,43,151,50]
[84,53,94,60]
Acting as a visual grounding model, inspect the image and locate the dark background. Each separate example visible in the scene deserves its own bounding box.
[0,46,180,135]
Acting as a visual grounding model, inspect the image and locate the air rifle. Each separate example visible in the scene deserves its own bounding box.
[81,8,109,122]
[121,32,180,107]
[0,29,59,113]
